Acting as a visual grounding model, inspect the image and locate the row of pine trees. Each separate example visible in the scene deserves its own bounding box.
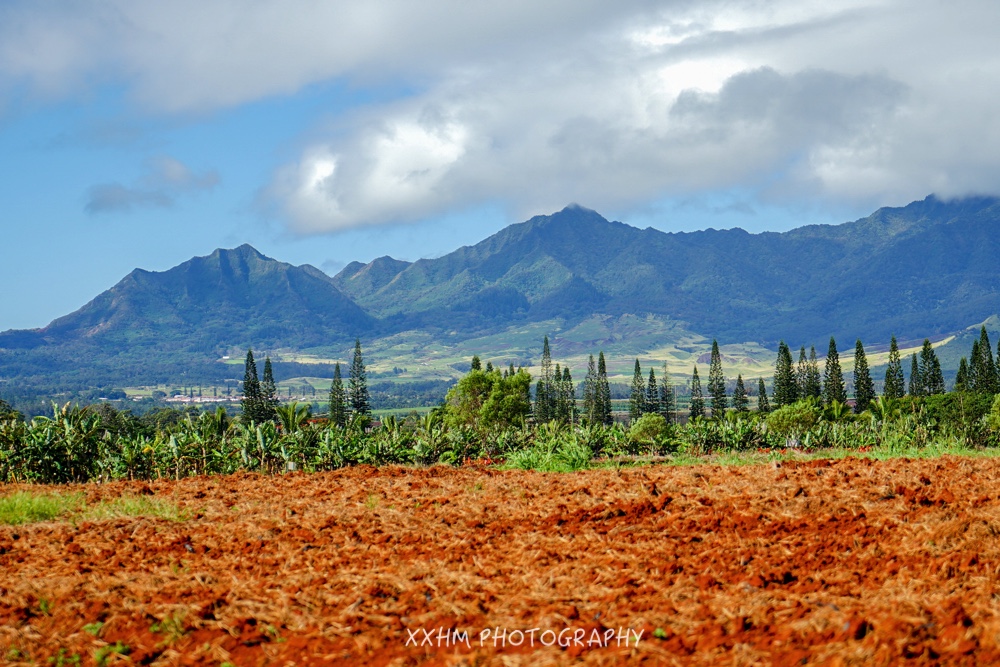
[538,328,993,424]
[674,329,995,420]
[242,327,999,426]
[241,339,371,426]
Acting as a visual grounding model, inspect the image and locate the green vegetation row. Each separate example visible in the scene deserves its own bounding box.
[3,329,1000,484]
[2,389,1000,484]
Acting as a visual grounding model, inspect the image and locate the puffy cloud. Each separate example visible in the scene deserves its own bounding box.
[5,0,1000,228]
[85,156,219,214]
[257,0,1000,231]
[0,1,667,111]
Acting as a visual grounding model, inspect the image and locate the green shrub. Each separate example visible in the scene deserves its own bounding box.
[766,400,820,439]
[629,413,669,446]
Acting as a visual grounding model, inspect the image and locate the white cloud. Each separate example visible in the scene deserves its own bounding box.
[5,0,1000,229]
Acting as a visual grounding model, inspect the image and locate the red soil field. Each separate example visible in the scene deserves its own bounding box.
[3,456,1000,666]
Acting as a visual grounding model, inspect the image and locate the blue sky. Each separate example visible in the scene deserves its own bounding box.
[2,1,999,330]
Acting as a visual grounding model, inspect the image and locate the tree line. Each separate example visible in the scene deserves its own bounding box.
[674,332,960,421]
[6,329,1000,484]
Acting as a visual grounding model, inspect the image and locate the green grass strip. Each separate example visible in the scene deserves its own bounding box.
[0,491,84,525]
[0,491,188,525]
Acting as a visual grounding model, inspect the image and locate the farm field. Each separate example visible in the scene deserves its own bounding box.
[3,457,1000,665]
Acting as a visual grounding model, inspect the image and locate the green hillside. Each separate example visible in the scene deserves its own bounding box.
[2,195,1000,399]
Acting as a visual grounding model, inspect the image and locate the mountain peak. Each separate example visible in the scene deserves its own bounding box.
[213,243,268,261]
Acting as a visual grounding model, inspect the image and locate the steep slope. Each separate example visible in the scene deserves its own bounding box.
[3,195,1000,392]
[0,245,375,386]
[37,244,374,349]
[332,256,412,300]
[336,196,1000,344]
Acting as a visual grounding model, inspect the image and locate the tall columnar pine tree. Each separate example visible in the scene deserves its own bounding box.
[535,336,556,422]
[629,359,646,422]
[971,326,998,393]
[261,357,279,422]
[996,338,1000,388]
[554,363,575,423]
[553,363,563,421]
[561,366,576,422]
[969,339,982,390]
[909,353,921,396]
[646,368,659,416]
[689,366,705,420]
[796,346,809,398]
[328,362,348,428]
[583,354,597,423]
[596,352,612,425]
[823,337,847,405]
[470,355,482,371]
[733,375,749,413]
[660,363,675,423]
[708,340,727,417]
[919,339,945,395]
[955,357,970,392]
[241,349,263,421]
[757,378,771,413]
[773,341,797,407]
[805,347,822,399]
[852,339,875,413]
[349,339,371,417]
[883,335,905,399]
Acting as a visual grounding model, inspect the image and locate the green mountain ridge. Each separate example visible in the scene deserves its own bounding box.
[2,195,1000,392]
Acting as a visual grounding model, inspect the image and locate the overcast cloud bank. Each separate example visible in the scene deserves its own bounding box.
[4,0,999,232]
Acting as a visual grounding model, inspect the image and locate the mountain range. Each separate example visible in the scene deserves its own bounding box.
[2,194,1000,393]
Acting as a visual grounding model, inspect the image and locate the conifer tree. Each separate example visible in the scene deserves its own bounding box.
[562,366,576,423]
[773,341,797,407]
[883,335,905,399]
[535,336,555,422]
[629,359,646,422]
[260,356,279,422]
[805,347,822,399]
[470,355,482,371]
[920,339,945,395]
[583,354,597,423]
[757,378,770,413]
[796,346,809,398]
[708,340,727,417]
[553,363,563,421]
[733,375,749,413]
[852,339,875,413]
[660,363,675,423]
[485,361,494,373]
[689,366,705,420]
[909,353,920,396]
[348,339,371,417]
[996,338,1000,389]
[970,339,982,390]
[646,368,659,416]
[328,362,348,428]
[596,351,612,425]
[955,357,970,392]
[823,337,847,405]
[241,349,262,421]
[972,327,997,393]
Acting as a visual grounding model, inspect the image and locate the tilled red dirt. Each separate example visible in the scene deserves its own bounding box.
[3,456,1000,665]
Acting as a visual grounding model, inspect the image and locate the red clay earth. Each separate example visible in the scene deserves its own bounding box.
[3,456,1000,665]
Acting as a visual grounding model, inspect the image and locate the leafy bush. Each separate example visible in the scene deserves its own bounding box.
[766,400,821,441]
[628,414,670,449]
